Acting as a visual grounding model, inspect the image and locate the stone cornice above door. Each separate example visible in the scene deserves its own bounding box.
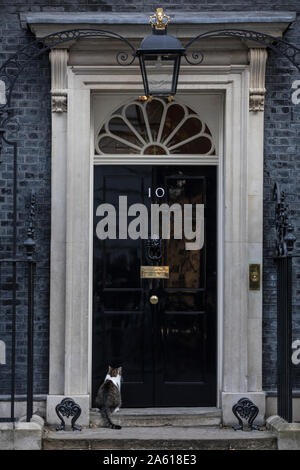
[21,11,295,71]
[27,12,294,114]
[21,11,295,40]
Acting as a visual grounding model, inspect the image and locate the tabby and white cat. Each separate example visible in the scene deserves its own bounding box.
[95,366,122,430]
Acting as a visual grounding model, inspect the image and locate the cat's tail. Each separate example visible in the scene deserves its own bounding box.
[100,406,122,430]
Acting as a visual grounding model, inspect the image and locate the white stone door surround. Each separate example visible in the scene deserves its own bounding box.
[22,11,294,426]
[45,50,267,425]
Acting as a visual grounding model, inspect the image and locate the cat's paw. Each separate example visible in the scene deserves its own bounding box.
[112,424,122,430]
[114,407,120,413]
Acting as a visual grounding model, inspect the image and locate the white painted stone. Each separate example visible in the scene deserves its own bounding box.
[46,395,90,426]
[64,71,91,396]
[48,64,264,420]
[248,282,263,320]
[0,423,13,450]
[247,113,264,197]
[0,400,46,420]
[14,421,43,450]
[50,49,68,112]
[49,115,67,395]
[19,414,45,427]
[0,80,5,105]
[223,242,248,392]
[0,340,6,364]
[248,243,262,263]
[249,49,267,112]
[43,24,266,423]
[247,88,264,396]
[248,195,263,244]
[0,418,43,450]
[267,415,300,450]
[222,392,266,426]
[247,318,263,391]
[31,414,45,427]
[24,12,294,41]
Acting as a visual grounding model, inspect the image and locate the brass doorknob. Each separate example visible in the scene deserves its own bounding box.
[150,295,159,305]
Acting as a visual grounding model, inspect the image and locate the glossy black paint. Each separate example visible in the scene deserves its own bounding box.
[92,165,217,407]
[136,27,185,97]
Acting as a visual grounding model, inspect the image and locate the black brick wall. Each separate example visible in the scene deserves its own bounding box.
[0,0,300,395]
[263,17,300,390]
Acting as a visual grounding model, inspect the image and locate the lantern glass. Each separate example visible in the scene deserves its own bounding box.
[139,53,181,97]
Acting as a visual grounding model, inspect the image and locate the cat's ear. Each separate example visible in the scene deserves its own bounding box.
[118,367,122,374]
[108,365,112,374]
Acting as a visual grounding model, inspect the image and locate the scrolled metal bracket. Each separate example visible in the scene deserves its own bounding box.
[0,28,137,123]
[184,28,300,73]
[184,50,204,65]
[232,397,260,431]
[116,50,136,66]
[55,397,82,431]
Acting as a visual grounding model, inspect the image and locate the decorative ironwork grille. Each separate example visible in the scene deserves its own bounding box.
[95,98,216,155]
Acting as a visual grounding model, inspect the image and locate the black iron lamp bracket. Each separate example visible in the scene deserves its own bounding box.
[184,28,300,72]
[0,28,137,122]
[1,26,300,130]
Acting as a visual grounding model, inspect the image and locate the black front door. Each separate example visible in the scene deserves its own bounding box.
[92,165,217,407]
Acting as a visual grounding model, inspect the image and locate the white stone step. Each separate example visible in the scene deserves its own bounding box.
[90,407,221,427]
[43,426,277,450]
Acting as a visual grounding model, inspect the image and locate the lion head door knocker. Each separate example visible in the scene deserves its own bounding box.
[232,397,259,431]
[55,397,82,431]
[145,235,162,266]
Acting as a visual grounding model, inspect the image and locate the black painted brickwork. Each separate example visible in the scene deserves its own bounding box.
[0,0,300,395]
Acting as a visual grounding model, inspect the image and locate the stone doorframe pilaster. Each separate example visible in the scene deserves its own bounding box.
[45,43,268,425]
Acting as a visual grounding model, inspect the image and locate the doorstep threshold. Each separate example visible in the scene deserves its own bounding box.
[89,407,221,427]
[90,407,221,416]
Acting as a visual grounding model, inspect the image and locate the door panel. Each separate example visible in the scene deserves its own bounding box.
[153,166,216,406]
[92,165,217,407]
[93,166,153,406]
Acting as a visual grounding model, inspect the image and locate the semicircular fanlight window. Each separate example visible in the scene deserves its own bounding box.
[95,98,216,156]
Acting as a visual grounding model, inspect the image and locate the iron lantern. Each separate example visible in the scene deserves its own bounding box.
[136,8,185,100]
